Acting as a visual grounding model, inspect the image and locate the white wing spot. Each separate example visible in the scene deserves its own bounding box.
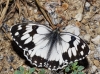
[68,48,72,58]
[26,26,32,31]
[19,45,22,48]
[24,47,28,50]
[28,23,36,26]
[71,47,77,56]
[28,50,32,55]
[75,59,78,61]
[65,60,68,62]
[80,51,84,56]
[73,40,79,51]
[44,62,46,66]
[15,41,18,44]
[34,61,37,63]
[82,57,85,59]
[21,34,30,40]
[23,29,32,35]
[53,66,56,68]
[40,63,42,65]
[18,25,22,30]
[15,32,19,36]
[79,58,82,60]
[24,37,32,44]
[49,65,51,67]
[81,43,85,49]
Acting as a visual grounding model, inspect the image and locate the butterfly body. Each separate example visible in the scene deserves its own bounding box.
[10,22,89,70]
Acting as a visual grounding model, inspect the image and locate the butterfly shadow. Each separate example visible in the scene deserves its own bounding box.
[11,41,34,67]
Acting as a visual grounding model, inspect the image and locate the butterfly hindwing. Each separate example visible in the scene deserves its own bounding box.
[60,33,89,63]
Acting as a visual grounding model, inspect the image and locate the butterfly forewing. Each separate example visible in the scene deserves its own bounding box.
[10,22,89,70]
[11,22,51,50]
[11,23,37,50]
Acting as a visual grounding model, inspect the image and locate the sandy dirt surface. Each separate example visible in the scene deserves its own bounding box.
[0,0,100,74]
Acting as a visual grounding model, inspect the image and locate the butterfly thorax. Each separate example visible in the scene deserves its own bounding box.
[51,28,60,40]
[47,28,60,59]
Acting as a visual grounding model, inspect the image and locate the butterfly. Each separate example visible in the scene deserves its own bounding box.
[10,21,89,70]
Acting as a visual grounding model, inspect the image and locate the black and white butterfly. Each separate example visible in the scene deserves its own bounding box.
[10,21,89,70]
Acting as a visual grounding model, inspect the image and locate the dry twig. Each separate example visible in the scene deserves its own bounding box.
[0,0,9,27]
[35,0,56,29]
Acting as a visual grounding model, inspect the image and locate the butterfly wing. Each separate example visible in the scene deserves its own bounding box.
[10,22,51,50]
[60,33,89,63]
[10,22,52,67]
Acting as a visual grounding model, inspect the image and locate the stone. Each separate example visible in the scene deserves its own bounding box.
[90,65,97,73]
[93,60,100,67]
[84,34,91,42]
[0,66,2,71]
[91,35,100,45]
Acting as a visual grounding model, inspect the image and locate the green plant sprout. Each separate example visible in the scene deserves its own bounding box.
[14,62,84,74]
[14,66,46,74]
[14,66,35,74]
[65,62,85,74]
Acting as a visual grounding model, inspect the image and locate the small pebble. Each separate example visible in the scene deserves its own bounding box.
[90,65,97,73]
[84,34,91,42]
[96,27,100,35]
[97,69,100,74]
[7,56,14,62]
[0,54,3,60]
[85,2,91,11]
[94,45,100,60]
[92,6,97,11]
[96,72,100,74]
[11,64,18,70]
[74,13,83,21]
[0,66,2,71]
[91,35,100,45]
[85,2,91,7]
[2,23,10,32]
[10,66,14,71]
[93,60,100,67]
[92,14,100,21]
[33,9,38,13]
[94,52,100,60]
[96,45,100,53]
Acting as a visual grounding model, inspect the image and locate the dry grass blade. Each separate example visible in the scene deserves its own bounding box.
[35,0,56,29]
[16,0,21,16]
[20,0,29,17]
[0,0,9,27]
[1,26,11,41]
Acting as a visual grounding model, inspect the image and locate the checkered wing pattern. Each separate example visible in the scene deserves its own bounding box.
[10,22,89,70]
